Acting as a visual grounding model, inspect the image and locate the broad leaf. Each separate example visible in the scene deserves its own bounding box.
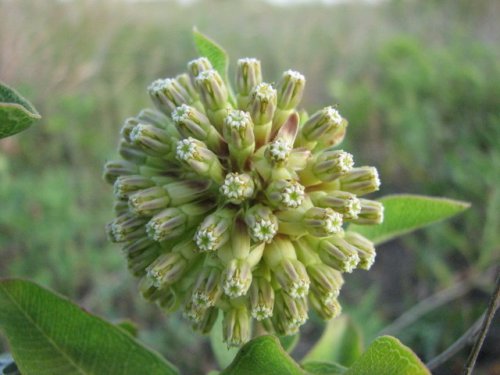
[0,279,178,375]
[0,82,41,139]
[115,319,139,337]
[349,194,470,245]
[302,361,346,375]
[345,336,429,375]
[210,315,239,369]
[192,28,229,81]
[279,333,300,353]
[220,335,304,375]
[302,316,363,367]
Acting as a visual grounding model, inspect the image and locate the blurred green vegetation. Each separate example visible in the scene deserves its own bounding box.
[0,0,498,373]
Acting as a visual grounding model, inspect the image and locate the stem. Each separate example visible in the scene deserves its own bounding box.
[462,270,500,375]
[426,313,484,371]
[378,270,492,336]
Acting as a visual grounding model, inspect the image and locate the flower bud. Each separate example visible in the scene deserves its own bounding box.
[309,290,342,320]
[194,209,234,252]
[344,231,376,270]
[351,199,384,225]
[244,205,279,244]
[176,73,198,101]
[276,70,305,110]
[128,186,170,216]
[127,242,160,277]
[163,178,213,206]
[265,139,292,166]
[222,259,253,298]
[220,172,255,204]
[129,123,174,157]
[249,277,275,321]
[172,104,225,154]
[223,110,255,169]
[303,207,343,237]
[148,78,193,115]
[266,179,305,209]
[103,160,138,184]
[223,306,251,347]
[236,58,262,109]
[307,263,344,302]
[188,57,213,81]
[121,117,140,142]
[146,202,213,242]
[108,212,148,243]
[175,137,225,184]
[248,83,277,146]
[338,166,381,196]
[118,140,148,164]
[236,58,262,97]
[195,69,229,112]
[297,106,345,148]
[193,307,219,334]
[192,267,222,308]
[273,292,308,336]
[309,190,362,220]
[300,149,354,185]
[147,252,187,287]
[318,236,360,273]
[272,258,310,299]
[113,175,154,199]
[157,287,178,313]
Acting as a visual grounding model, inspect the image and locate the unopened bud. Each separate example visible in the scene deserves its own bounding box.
[128,186,170,216]
[113,175,154,199]
[249,277,275,321]
[175,137,224,183]
[220,173,255,204]
[273,258,310,298]
[195,69,229,112]
[194,209,234,252]
[273,292,308,336]
[223,307,250,347]
[276,70,305,110]
[130,123,173,157]
[223,110,255,169]
[103,160,138,185]
[318,236,360,273]
[147,252,187,287]
[344,232,376,270]
[222,259,253,298]
[304,207,343,237]
[266,179,305,209]
[192,267,222,308]
[148,78,192,115]
[248,83,277,145]
[109,213,147,243]
[309,190,362,220]
[351,199,384,225]
[339,166,381,196]
[244,205,279,243]
[309,290,342,320]
[188,57,213,81]
[297,106,344,148]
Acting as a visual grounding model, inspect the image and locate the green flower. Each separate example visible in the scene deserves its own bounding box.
[104,53,383,347]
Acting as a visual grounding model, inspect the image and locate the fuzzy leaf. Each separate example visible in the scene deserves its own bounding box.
[345,336,430,375]
[210,315,239,370]
[0,82,41,139]
[220,335,304,375]
[0,279,178,375]
[193,28,229,81]
[302,361,346,375]
[302,316,363,367]
[349,194,470,245]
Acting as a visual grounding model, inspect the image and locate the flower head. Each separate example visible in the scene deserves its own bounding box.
[104,52,383,346]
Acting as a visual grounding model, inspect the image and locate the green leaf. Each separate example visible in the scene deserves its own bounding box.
[0,279,178,375]
[349,194,470,245]
[345,336,430,375]
[192,28,229,81]
[279,334,300,353]
[302,315,363,367]
[210,315,239,369]
[302,361,346,375]
[220,335,304,375]
[0,82,41,139]
[115,319,139,337]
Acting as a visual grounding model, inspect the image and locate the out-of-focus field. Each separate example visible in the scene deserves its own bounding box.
[1,0,499,373]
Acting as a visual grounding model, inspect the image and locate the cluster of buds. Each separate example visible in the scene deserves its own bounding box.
[104,56,383,347]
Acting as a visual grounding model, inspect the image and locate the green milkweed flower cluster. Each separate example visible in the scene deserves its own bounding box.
[103,56,383,347]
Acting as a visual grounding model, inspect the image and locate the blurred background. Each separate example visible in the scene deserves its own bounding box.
[1,0,499,373]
